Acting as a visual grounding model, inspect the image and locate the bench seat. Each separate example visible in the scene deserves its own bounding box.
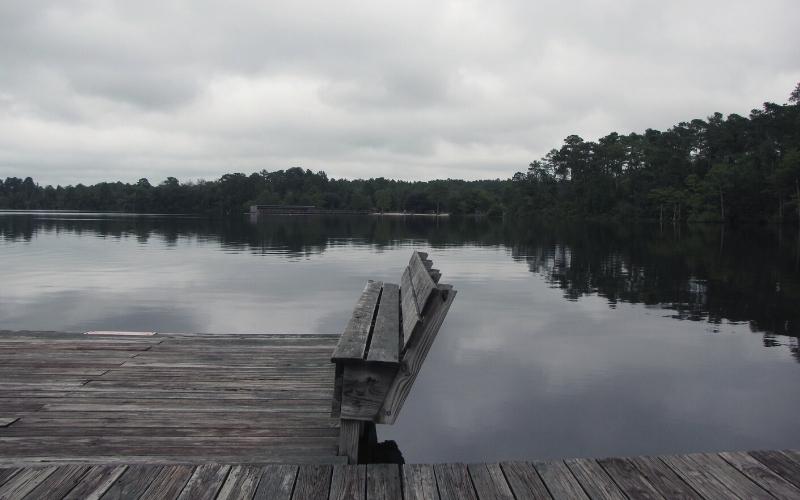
[331,251,457,463]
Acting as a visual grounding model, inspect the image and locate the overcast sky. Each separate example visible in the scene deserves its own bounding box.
[1,1,798,185]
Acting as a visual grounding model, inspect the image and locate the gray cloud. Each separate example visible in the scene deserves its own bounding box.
[0,0,798,185]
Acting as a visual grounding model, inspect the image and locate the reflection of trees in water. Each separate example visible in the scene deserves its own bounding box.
[512,221,800,362]
[2,214,799,361]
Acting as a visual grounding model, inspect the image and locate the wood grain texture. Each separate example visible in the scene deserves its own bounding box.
[597,458,662,500]
[468,463,514,500]
[99,465,163,500]
[403,464,439,500]
[0,466,57,499]
[628,455,701,500]
[749,450,800,488]
[338,420,363,465]
[254,465,298,500]
[1,451,800,499]
[500,462,551,500]
[340,363,398,420]
[367,283,401,364]
[534,461,589,500]
[138,465,194,499]
[660,454,736,500]
[21,464,88,499]
[434,463,477,500]
[332,281,383,361]
[329,465,365,500]
[292,464,332,500]
[0,331,342,465]
[367,464,402,499]
[564,458,626,500]
[408,252,437,315]
[216,465,263,500]
[400,267,421,348]
[176,464,230,500]
[0,469,20,488]
[62,465,127,500]
[685,453,771,500]
[719,451,800,499]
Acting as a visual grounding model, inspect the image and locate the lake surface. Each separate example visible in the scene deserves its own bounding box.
[2,211,799,463]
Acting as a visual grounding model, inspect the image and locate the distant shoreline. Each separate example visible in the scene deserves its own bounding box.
[371,212,450,217]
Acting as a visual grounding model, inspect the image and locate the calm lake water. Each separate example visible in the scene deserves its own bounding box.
[2,211,799,463]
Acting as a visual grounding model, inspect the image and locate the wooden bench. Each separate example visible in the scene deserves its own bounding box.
[331,251,457,463]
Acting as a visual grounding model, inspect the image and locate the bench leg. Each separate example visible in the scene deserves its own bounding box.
[339,419,363,464]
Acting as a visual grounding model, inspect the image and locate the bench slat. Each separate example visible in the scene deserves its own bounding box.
[409,252,436,315]
[331,281,382,361]
[400,268,420,349]
[366,283,400,364]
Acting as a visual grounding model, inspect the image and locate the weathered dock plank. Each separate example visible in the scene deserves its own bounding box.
[0,331,342,466]
[2,452,800,499]
[564,458,626,500]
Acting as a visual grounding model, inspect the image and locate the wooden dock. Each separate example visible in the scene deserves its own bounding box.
[2,331,800,498]
[1,451,799,498]
[0,330,342,466]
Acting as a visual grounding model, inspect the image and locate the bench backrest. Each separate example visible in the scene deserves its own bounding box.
[331,251,447,364]
[331,251,456,424]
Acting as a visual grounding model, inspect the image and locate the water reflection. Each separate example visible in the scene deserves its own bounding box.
[2,213,798,361]
[2,212,800,462]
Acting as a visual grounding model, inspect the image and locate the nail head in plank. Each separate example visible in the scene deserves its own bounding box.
[366,283,400,363]
[329,464,365,500]
[367,464,401,499]
[332,281,383,361]
[468,463,514,500]
[403,464,439,500]
[434,463,478,500]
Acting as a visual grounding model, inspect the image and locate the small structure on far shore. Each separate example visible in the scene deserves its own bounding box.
[249,204,368,215]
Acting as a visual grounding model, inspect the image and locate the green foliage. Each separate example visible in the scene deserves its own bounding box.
[509,83,800,223]
[2,82,799,222]
[0,168,506,216]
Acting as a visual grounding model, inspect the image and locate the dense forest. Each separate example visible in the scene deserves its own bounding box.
[1,83,798,222]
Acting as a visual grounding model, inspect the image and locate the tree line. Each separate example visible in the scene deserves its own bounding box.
[2,83,798,222]
[509,83,800,223]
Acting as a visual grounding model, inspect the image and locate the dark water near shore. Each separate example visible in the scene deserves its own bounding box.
[2,211,800,462]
